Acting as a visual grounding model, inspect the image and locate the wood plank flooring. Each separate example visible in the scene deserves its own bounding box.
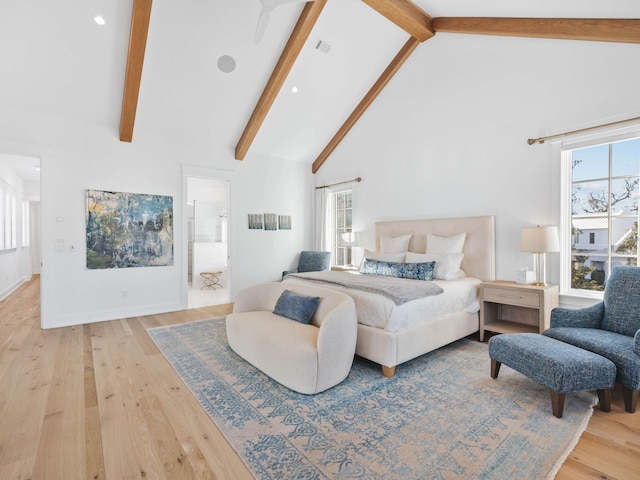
[0,276,638,479]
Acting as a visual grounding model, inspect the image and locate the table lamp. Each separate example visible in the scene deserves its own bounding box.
[520,225,560,286]
[338,232,359,267]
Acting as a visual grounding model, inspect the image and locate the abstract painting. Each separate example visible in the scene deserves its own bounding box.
[86,189,174,269]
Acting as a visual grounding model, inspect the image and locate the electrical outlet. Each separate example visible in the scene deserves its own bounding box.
[55,238,65,253]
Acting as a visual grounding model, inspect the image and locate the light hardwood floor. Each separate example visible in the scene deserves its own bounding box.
[0,277,638,479]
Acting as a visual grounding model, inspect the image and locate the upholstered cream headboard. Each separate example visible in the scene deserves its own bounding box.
[375,215,496,281]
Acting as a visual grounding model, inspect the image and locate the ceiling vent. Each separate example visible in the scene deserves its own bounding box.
[314,38,331,54]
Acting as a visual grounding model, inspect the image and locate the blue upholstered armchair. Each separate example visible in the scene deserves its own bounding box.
[282,251,331,280]
[543,266,640,413]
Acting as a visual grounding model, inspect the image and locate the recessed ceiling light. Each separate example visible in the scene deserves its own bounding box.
[291,86,299,94]
[93,14,106,26]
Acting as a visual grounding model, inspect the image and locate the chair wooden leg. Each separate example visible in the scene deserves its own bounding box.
[491,359,501,379]
[622,386,639,413]
[550,391,565,418]
[597,389,612,412]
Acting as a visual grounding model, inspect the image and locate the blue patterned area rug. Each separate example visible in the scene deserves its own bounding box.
[147,318,596,480]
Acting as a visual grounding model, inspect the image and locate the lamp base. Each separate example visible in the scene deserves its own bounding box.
[532,252,549,287]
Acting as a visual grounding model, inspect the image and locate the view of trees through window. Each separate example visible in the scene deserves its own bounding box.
[569,137,639,291]
[332,190,352,266]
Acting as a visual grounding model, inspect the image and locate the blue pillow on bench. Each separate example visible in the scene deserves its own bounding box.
[273,289,320,324]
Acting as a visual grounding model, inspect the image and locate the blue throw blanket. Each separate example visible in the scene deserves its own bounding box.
[284,271,443,305]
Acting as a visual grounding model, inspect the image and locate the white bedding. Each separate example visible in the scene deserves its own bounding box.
[283,274,481,333]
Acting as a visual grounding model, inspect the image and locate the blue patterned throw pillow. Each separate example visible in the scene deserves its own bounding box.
[360,259,435,281]
[273,289,320,324]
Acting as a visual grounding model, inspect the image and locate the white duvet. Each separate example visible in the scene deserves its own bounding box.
[283,275,481,332]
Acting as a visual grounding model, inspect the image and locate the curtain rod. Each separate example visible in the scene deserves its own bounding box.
[527,116,640,145]
[315,177,362,190]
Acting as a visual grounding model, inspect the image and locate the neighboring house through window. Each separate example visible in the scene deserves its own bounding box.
[561,134,639,295]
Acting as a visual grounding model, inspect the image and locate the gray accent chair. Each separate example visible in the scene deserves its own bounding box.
[543,266,640,413]
[282,251,331,280]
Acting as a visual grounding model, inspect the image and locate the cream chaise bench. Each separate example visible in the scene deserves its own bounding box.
[226,282,357,394]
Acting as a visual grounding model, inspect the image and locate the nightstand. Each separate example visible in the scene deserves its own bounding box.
[331,265,359,272]
[479,281,559,342]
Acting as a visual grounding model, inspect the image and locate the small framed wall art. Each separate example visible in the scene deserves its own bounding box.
[248,214,264,230]
[278,215,291,230]
[247,213,292,230]
[264,213,278,231]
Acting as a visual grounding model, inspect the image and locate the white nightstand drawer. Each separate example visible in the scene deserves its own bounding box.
[482,287,540,308]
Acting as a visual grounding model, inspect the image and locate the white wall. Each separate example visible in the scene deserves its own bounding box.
[313,34,640,286]
[2,23,638,326]
[0,112,312,328]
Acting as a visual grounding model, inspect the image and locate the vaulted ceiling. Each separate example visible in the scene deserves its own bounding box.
[118,0,639,172]
[3,1,639,174]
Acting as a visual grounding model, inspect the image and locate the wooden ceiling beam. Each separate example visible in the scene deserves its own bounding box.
[312,36,421,173]
[432,17,640,44]
[235,0,327,161]
[362,0,434,42]
[119,0,153,143]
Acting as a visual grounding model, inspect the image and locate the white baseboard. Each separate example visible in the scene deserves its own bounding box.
[41,301,188,329]
[0,278,28,302]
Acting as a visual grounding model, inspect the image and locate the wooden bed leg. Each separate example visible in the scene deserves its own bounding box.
[382,365,395,378]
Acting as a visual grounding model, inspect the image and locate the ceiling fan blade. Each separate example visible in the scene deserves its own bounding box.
[253,8,271,44]
[253,0,315,45]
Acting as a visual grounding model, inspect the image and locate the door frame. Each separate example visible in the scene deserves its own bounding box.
[181,165,236,308]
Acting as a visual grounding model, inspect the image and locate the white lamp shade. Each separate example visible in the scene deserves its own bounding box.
[338,232,359,247]
[520,226,559,253]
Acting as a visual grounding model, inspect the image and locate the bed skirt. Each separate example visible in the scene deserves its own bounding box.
[355,310,479,370]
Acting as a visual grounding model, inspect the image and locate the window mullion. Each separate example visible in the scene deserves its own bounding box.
[608,143,613,277]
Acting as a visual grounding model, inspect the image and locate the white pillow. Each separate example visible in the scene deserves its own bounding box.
[426,232,466,254]
[380,234,411,253]
[405,252,464,281]
[363,249,406,263]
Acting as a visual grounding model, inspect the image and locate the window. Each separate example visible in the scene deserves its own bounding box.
[0,178,17,251]
[330,190,352,266]
[562,136,639,294]
[22,199,30,247]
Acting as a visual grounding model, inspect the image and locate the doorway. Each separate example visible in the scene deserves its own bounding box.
[186,176,230,308]
[0,152,40,299]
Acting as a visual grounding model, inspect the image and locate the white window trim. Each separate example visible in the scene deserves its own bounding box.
[329,188,353,267]
[559,124,640,299]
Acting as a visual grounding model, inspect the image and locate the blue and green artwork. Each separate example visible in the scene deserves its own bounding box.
[86,189,174,269]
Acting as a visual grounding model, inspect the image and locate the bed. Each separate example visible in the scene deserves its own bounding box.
[283,215,496,377]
